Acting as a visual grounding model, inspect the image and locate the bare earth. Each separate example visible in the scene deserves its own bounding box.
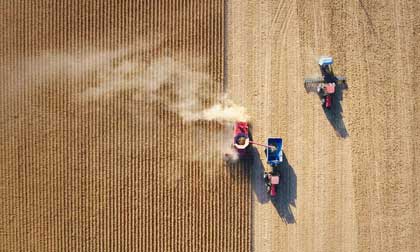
[228,0,420,252]
[0,1,250,251]
[1,1,420,252]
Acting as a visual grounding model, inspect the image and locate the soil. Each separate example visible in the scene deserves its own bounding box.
[227,0,420,251]
[0,1,250,251]
[2,1,420,252]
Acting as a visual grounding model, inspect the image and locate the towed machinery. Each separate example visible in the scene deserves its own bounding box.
[304,57,346,109]
[263,138,283,197]
[229,121,283,197]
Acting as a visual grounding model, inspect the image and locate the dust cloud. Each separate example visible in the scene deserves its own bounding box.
[80,54,249,124]
[15,46,249,161]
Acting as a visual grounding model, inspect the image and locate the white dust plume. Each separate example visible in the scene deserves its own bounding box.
[15,46,250,162]
[79,54,249,124]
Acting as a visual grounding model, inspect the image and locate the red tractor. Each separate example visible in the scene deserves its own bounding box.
[264,171,280,197]
[304,57,346,109]
[317,82,336,109]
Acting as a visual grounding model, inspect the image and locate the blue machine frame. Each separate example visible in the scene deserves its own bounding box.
[266,137,283,166]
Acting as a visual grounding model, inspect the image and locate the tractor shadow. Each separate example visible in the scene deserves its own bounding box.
[270,153,297,224]
[248,147,270,204]
[247,148,297,224]
[322,82,349,138]
[225,147,270,203]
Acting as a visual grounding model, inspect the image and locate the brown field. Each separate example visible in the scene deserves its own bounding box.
[0,1,250,251]
[228,0,420,252]
[1,0,420,252]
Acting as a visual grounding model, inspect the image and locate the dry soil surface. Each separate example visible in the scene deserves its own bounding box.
[2,1,420,252]
[0,1,250,251]
[228,0,420,252]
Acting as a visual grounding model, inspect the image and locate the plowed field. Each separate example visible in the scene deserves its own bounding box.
[0,1,250,251]
[2,1,420,252]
